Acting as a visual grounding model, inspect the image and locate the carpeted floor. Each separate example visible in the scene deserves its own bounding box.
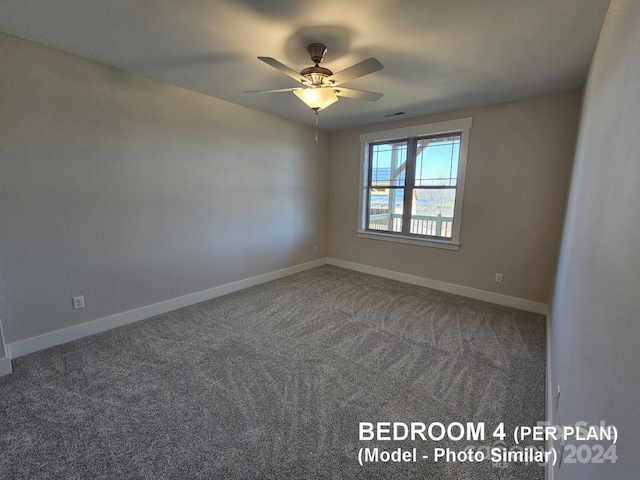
[0,266,546,479]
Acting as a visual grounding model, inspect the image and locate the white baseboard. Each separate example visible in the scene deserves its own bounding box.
[327,258,549,315]
[0,356,12,376]
[6,256,547,361]
[7,258,327,359]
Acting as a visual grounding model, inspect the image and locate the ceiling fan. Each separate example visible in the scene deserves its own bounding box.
[246,43,384,140]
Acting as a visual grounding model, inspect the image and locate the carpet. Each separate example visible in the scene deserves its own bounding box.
[0,266,546,479]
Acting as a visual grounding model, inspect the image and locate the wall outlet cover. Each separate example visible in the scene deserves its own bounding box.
[72,296,85,309]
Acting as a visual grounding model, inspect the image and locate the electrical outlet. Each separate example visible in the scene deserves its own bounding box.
[495,273,503,283]
[314,245,319,254]
[72,296,85,310]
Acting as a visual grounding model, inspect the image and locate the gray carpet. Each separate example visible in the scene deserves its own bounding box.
[0,266,546,479]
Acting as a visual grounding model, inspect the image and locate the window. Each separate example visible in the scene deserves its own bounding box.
[358,118,472,250]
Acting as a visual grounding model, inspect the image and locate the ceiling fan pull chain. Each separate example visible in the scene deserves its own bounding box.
[315,110,319,143]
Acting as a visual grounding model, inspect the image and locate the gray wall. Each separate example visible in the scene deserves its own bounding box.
[327,92,581,304]
[0,32,328,344]
[550,0,640,478]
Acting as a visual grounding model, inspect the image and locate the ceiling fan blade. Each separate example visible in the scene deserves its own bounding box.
[244,87,299,94]
[258,57,306,83]
[333,87,383,102]
[327,58,383,86]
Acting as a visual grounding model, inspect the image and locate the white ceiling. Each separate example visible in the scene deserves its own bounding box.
[0,0,611,131]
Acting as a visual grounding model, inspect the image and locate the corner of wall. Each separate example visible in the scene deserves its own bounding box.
[0,357,11,376]
[0,317,12,376]
[545,306,554,480]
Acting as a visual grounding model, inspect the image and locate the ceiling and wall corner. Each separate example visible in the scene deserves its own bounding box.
[0,0,611,130]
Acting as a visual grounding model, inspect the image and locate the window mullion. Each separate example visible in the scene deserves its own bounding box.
[365,144,373,229]
[402,139,417,235]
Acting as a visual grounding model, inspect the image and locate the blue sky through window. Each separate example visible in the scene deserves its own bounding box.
[371,135,460,187]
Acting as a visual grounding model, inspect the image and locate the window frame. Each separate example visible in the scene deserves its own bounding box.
[357,117,472,250]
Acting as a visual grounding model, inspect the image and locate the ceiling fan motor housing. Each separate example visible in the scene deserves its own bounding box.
[300,65,333,85]
[301,43,333,86]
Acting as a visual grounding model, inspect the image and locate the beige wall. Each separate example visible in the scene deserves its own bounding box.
[327,92,581,304]
[0,32,328,343]
[551,0,640,477]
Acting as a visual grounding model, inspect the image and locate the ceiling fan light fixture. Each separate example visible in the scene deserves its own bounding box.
[293,87,338,111]
[249,42,383,142]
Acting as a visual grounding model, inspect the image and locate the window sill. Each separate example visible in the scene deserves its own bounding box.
[356,231,460,250]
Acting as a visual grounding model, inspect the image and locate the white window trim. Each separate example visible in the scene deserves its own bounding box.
[357,117,472,250]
